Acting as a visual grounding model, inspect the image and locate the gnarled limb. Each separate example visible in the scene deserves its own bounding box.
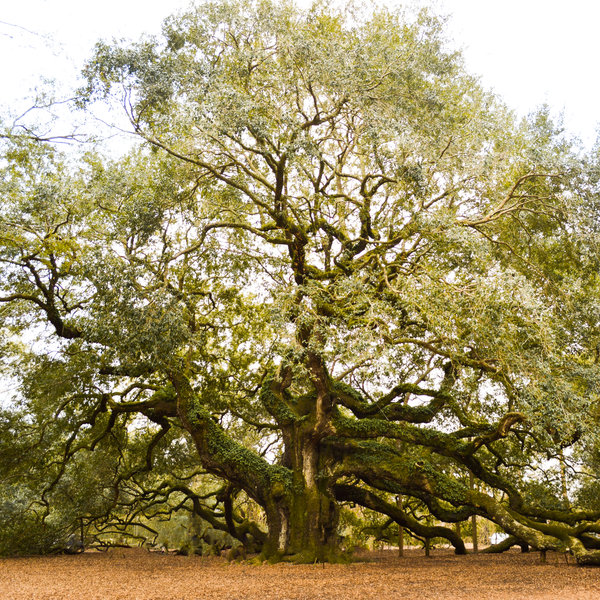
[334,483,467,554]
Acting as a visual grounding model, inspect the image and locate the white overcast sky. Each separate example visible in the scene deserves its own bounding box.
[0,0,598,147]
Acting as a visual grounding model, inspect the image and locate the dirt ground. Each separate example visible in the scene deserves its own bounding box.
[1,548,599,600]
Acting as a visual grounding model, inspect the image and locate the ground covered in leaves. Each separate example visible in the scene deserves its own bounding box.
[1,548,598,600]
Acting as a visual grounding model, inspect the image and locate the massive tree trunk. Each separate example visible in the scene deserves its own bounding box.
[259,369,342,561]
[278,434,340,561]
[255,349,343,561]
[261,464,340,562]
[170,366,341,562]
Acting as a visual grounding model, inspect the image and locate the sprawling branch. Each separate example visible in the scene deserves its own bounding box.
[334,483,467,554]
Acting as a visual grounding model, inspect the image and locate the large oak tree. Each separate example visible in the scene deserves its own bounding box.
[2,0,600,563]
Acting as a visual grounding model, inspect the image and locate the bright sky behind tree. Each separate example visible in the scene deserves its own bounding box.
[0,0,598,147]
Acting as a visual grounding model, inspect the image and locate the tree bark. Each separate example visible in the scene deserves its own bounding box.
[469,471,478,553]
[397,496,404,557]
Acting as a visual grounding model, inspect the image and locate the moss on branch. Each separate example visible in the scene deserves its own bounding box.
[259,374,299,425]
[169,368,293,505]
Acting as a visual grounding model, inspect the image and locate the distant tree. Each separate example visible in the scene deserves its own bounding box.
[2,0,600,563]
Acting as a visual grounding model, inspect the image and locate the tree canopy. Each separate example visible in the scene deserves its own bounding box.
[2,0,600,564]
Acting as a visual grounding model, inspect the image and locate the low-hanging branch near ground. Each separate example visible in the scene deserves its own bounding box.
[2,0,600,564]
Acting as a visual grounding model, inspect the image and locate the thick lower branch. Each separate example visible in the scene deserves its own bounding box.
[169,368,292,508]
[333,483,466,554]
